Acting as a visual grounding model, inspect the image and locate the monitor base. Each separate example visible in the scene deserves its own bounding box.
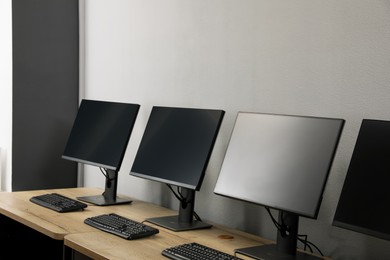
[77,195,132,206]
[236,244,322,260]
[145,215,212,232]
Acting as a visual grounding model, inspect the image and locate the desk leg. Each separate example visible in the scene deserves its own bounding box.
[63,245,93,260]
[63,244,73,260]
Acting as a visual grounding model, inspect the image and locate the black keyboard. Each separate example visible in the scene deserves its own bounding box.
[84,213,159,240]
[162,242,242,260]
[30,193,88,213]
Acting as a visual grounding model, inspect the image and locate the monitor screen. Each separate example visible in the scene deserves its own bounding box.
[333,119,390,241]
[214,112,344,259]
[130,106,225,231]
[62,99,140,206]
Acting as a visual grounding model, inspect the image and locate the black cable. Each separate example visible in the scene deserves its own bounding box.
[177,186,185,201]
[265,207,282,230]
[297,236,324,256]
[193,211,202,221]
[264,207,323,256]
[100,167,118,182]
[309,241,323,256]
[167,184,183,201]
[299,239,313,253]
[297,234,313,253]
[166,184,202,222]
[298,234,309,252]
[100,167,110,180]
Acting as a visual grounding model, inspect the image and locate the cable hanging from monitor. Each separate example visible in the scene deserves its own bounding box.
[264,207,324,256]
[166,184,202,222]
[99,167,115,181]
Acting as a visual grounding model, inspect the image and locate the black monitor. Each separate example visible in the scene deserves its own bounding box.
[62,99,140,206]
[214,112,344,259]
[333,119,390,241]
[130,106,225,231]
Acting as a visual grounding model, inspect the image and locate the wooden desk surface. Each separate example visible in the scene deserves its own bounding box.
[64,228,263,260]
[0,187,152,240]
[0,187,327,260]
[63,204,268,260]
[57,188,270,259]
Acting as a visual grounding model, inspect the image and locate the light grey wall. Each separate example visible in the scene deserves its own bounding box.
[81,1,390,259]
[0,0,12,191]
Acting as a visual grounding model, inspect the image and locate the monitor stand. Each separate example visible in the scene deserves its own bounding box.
[145,187,212,231]
[146,215,212,231]
[77,169,132,206]
[235,211,322,260]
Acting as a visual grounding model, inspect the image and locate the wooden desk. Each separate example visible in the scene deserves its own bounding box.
[64,217,268,260]
[63,197,329,260]
[61,188,269,259]
[0,187,115,240]
[0,187,136,258]
[0,188,327,260]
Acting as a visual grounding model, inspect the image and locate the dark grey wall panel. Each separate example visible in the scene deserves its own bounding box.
[12,0,79,190]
